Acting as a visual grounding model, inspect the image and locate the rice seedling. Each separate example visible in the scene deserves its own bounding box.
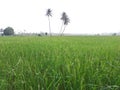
[0,36,120,90]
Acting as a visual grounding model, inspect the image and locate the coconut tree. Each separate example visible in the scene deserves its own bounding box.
[46,8,52,36]
[61,16,70,35]
[59,12,67,35]
[60,12,70,36]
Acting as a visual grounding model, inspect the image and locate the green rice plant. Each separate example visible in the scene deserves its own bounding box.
[0,36,120,90]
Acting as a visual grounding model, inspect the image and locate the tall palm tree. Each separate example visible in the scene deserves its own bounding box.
[61,17,70,35]
[60,12,70,36]
[46,8,52,36]
[59,12,67,35]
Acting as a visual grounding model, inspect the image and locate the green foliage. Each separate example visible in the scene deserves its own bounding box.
[3,27,14,36]
[0,36,120,90]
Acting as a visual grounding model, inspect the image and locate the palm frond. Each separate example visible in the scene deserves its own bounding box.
[46,9,52,16]
[64,17,70,25]
[61,12,67,20]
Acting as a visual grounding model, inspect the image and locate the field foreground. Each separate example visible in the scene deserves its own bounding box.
[0,36,120,90]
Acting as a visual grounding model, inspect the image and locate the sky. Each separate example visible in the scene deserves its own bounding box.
[0,0,120,34]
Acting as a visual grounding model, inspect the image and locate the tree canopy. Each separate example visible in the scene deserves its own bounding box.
[3,27,14,36]
[46,9,52,17]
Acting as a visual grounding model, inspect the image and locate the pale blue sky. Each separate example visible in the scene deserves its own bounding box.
[0,0,120,34]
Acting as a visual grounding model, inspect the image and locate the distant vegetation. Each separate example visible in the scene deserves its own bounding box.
[46,8,70,36]
[0,8,70,36]
[60,12,70,35]
[0,36,120,90]
[0,27,14,36]
[46,8,52,36]
[3,27,14,36]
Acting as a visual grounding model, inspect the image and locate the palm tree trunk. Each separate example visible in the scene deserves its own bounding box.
[59,21,64,36]
[61,25,66,36]
[48,16,51,36]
